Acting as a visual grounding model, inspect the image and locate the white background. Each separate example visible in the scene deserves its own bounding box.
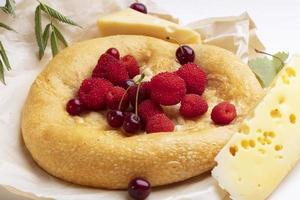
[1,0,300,199]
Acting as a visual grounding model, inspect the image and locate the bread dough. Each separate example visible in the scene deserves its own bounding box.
[22,35,263,189]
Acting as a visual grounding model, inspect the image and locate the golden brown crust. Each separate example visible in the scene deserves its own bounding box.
[21,35,263,189]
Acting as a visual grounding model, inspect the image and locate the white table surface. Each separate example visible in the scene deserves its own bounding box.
[1,0,300,199]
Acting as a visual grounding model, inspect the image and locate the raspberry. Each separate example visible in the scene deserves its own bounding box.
[78,78,113,110]
[176,63,207,95]
[138,99,163,121]
[92,53,115,79]
[92,53,129,86]
[106,48,120,59]
[121,55,140,79]
[211,102,237,125]
[180,94,208,118]
[146,114,174,133]
[106,86,129,111]
[150,72,186,106]
[128,81,151,106]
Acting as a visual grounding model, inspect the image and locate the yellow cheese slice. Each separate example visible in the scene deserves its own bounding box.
[212,55,300,200]
[97,9,201,44]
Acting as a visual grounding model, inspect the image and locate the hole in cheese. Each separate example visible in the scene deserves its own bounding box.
[275,144,283,151]
[249,140,256,148]
[263,131,276,138]
[241,140,250,149]
[282,74,290,84]
[229,145,238,156]
[278,96,285,104]
[270,109,282,118]
[286,67,296,77]
[238,124,250,134]
[289,114,296,124]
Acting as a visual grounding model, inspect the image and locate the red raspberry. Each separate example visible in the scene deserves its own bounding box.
[92,53,129,86]
[211,102,237,125]
[92,53,115,79]
[146,114,174,133]
[138,99,163,121]
[176,63,207,95]
[180,94,208,118]
[128,81,151,106]
[150,72,186,106]
[106,86,129,111]
[78,78,113,110]
[121,55,140,79]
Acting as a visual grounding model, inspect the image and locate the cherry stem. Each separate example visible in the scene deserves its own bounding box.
[117,74,145,111]
[135,83,141,115]
[255,49,285,67]
[166,36,184,54]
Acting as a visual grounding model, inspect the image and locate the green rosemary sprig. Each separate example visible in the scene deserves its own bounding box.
[34,1,81,59]
[0,0,16,16]
[0,0,15,85]
[0,41,12,84]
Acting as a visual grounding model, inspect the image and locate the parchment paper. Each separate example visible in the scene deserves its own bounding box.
[0,0,263,199]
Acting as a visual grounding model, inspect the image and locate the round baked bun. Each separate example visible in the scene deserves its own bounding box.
[22,35,263,189]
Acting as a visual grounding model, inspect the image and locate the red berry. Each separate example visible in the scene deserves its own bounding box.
[138,99,163,121]
[128,81,151,106]
[150,72,186,106]
[130,3,147,14]
[122,55,140,79]
[106,48,120,59]
[107,110,125,128]
[180,94,208,118]
[176,45,195,65]
[66,99,83,116]
[106,86,129,111]
[177,63,207,95]
[92,53,116,79]
[78,78,113,110]
[92,53,129,86]
[211,102,237,125]
[146,114,174,133]
[128,178,151,200]
[123,113,142,134]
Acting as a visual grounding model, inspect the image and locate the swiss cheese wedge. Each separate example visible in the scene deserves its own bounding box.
[212,55,300,200]
[97,9,201,44]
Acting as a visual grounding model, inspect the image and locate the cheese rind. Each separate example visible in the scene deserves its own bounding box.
[97,9,201,44]
[212,55,300,200]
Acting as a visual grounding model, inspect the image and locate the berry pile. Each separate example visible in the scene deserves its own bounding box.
[66,47,237,135]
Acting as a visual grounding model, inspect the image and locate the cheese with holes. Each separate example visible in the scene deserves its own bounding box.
[97,9,201,44]
[212,55,300,200]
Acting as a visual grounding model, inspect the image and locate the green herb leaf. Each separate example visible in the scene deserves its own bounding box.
[42,23,51,50]
[248,51,289,87]
[272,52,289,72]
[35,5,44,60]
[50,31,58,57]
[0,0,16,16]
[51,24,68,47]
[0,41,11,70]
[0,60,5,84]
[39,2,81,28]
[0,22,15,32]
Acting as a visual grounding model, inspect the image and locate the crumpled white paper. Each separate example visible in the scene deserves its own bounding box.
[0,0,262,199]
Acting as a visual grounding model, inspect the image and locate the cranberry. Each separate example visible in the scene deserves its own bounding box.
[128,178,151,200]
[107,110,125,128]
[130,3,147,14]
[106,48,120,59]
[176,45,195,65]
[123,113,141,134]
[66,99,82,116]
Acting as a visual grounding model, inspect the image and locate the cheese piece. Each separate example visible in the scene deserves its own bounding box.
[212,55,300,200]
[97,9,201,44]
